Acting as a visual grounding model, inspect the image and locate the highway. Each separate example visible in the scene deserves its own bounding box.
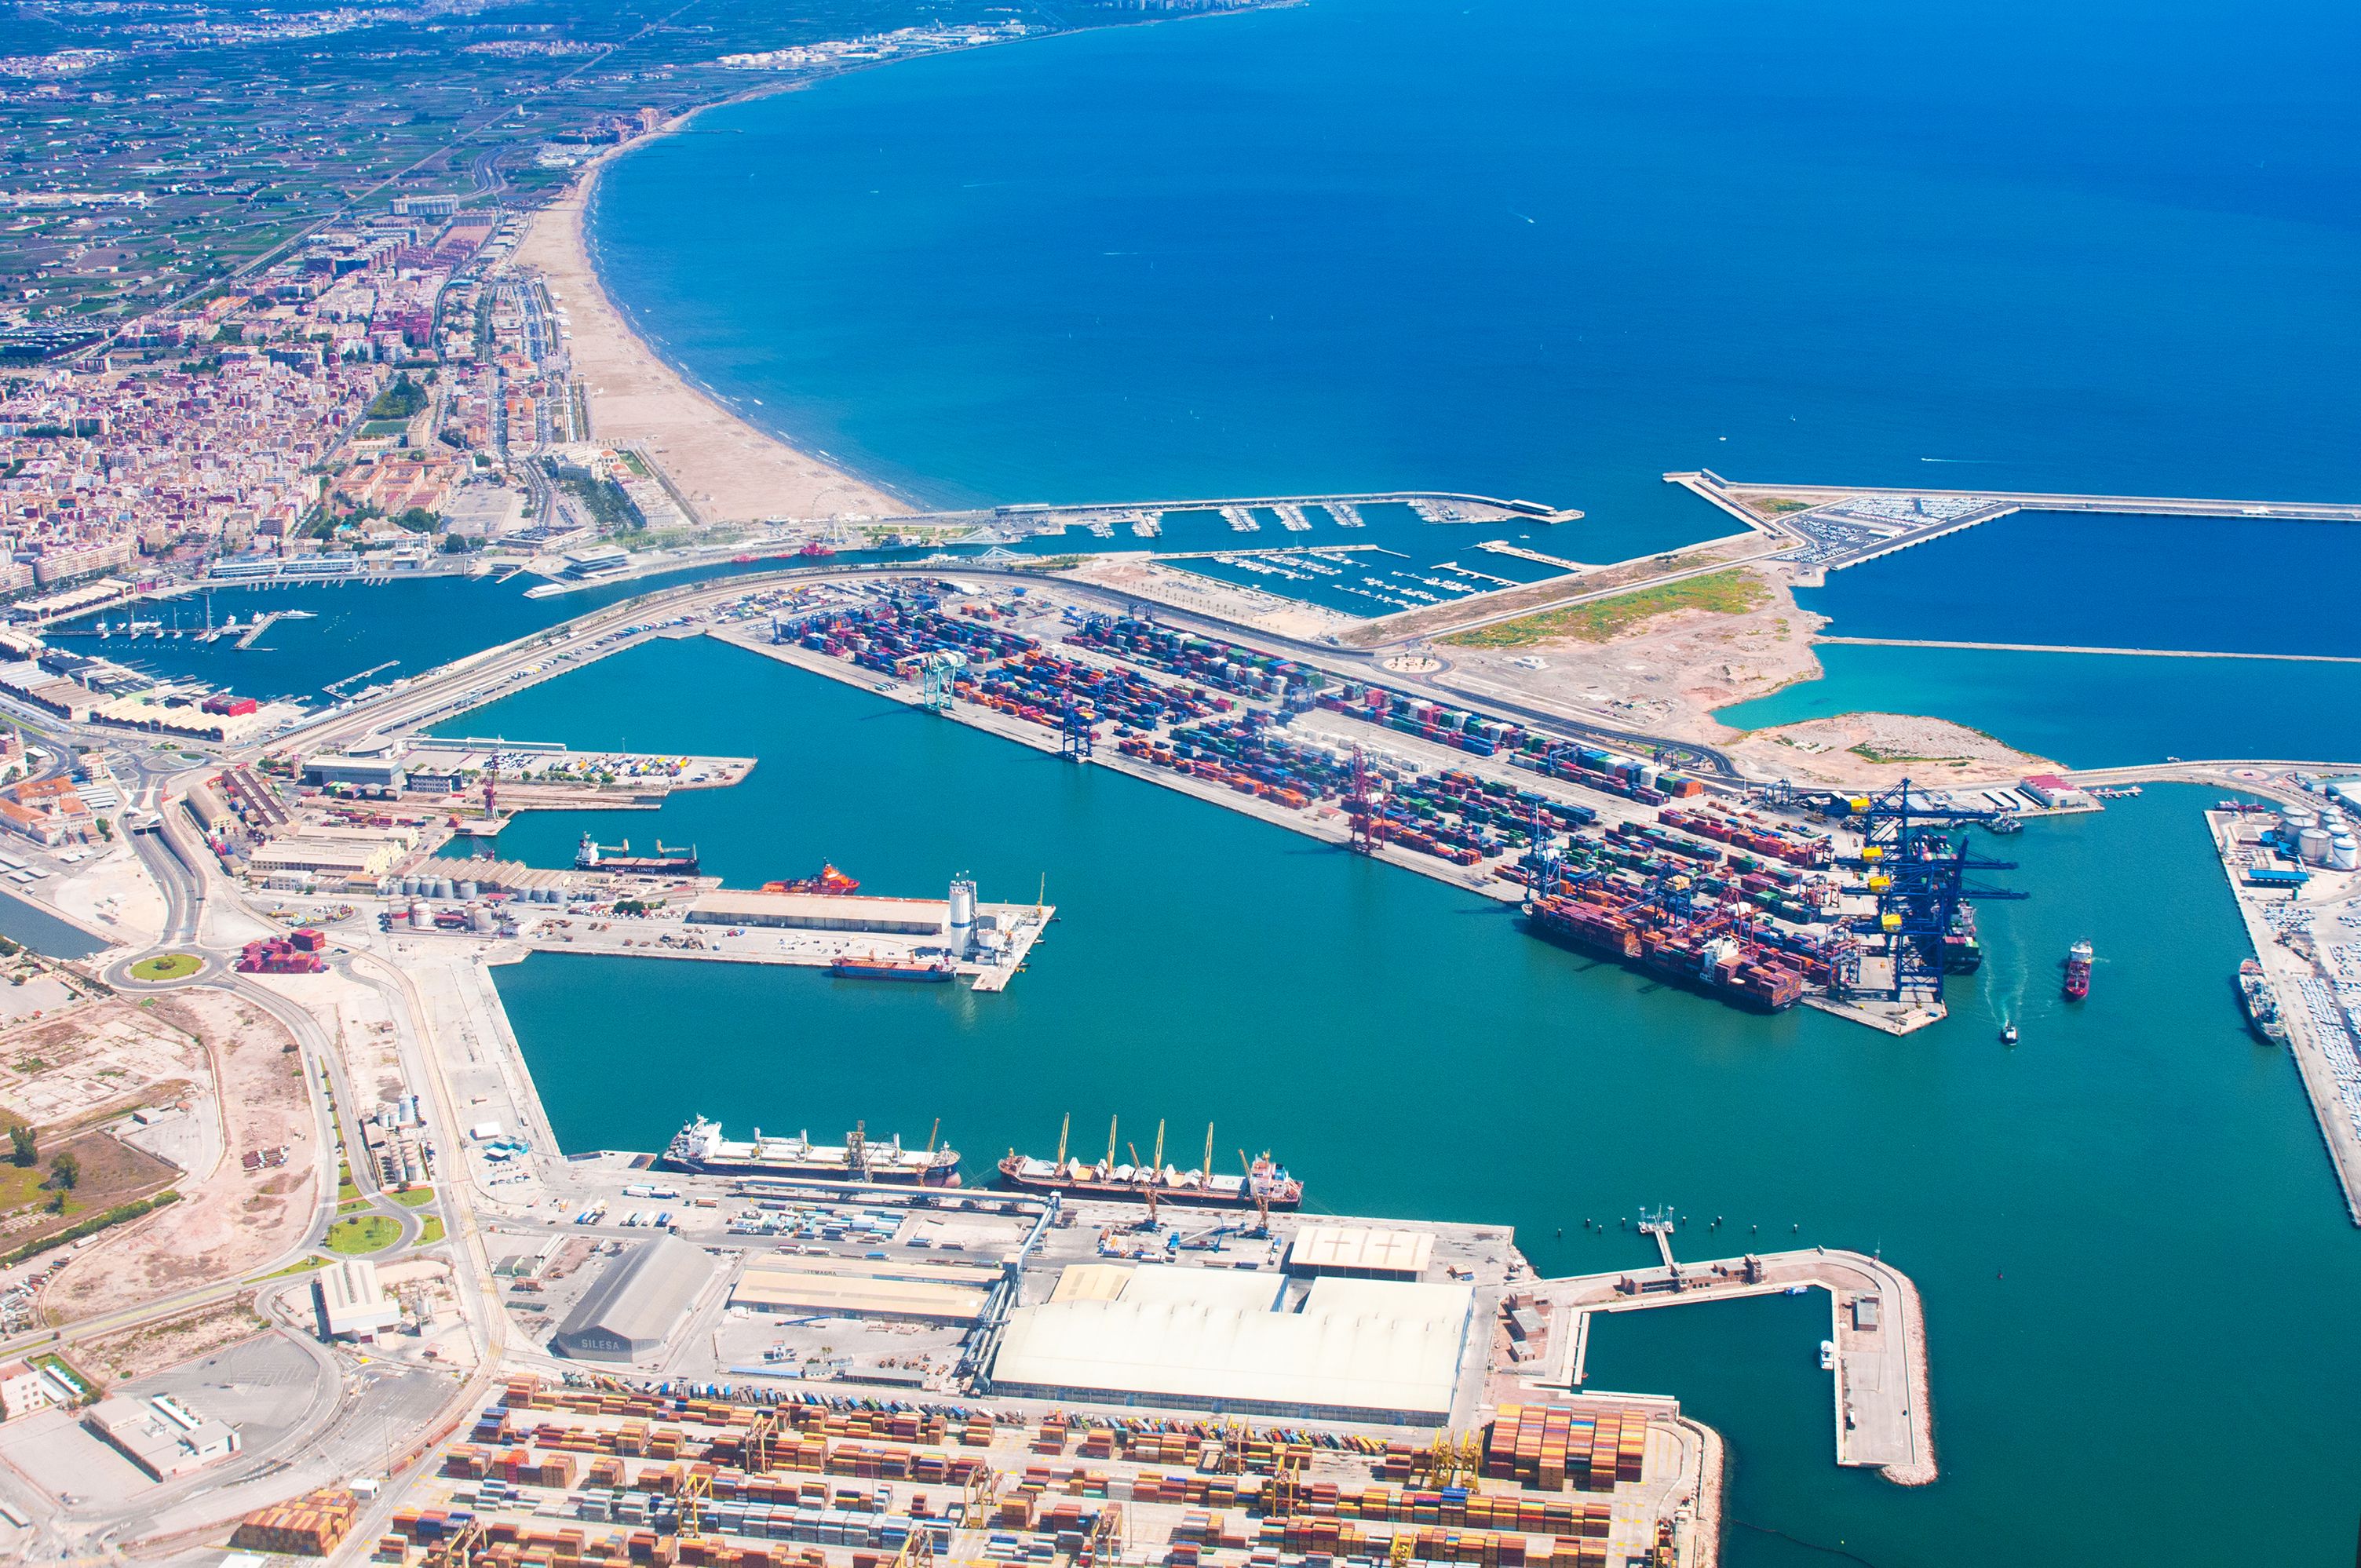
[271,560,1746,778]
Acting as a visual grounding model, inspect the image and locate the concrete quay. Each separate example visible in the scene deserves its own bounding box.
[2202,808,2361,1225]
[1819,635,2361,665]
[1524,1243,1935,1486]
[1666,468,2361,576]
[501,892,1053,993]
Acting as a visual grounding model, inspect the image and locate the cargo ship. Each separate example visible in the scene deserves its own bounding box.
[764,863,861,896]
[576,833,700,877]
[1522,892,1808,1012]
[997,1148,1303,1211]
[2238,959,2288,1044]
[659,1116,961,1186]
[829,955,957,982]
[2064,939,2093,1001]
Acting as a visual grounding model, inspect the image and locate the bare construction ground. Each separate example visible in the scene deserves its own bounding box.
[1436,567,2059,788]
[1066,556,1361,641]
[39,987,318,1319]
[0,994,195,1131]
[78,1294,271,1383]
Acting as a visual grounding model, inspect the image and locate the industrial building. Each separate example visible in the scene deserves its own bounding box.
[314,1257,402,1341]
[685,890,954,936]
[551,1235,712,1363]
[83,1393,242,1479]
[301,754,410,790]
[245,835,403,882]
[729,1252,999,1325]
[1286,1223,1436,1281]
[987,1263,1474,1425]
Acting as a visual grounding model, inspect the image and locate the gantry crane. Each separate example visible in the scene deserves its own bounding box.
[1838,778,2024,997]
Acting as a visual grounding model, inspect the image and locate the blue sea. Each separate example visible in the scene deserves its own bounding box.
[589,0,2361,764]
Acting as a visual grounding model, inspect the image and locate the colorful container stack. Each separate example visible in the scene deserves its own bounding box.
[1483,1403,1648,1493]
[231,1486,360,1556]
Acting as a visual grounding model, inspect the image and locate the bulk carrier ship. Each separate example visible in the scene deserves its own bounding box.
[2238,959,2288,1044]
[659,1117,961,1186]
[996,1117,1303,1210]
[577,833,700,877]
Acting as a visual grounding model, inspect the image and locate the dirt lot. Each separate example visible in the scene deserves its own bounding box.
[1438,569,1829,743]
[0,995,199,1131]
[1724,711,2060,789]
[1435,568,2060,789]
[39,987,319,1321]
[80,1295,270,1384]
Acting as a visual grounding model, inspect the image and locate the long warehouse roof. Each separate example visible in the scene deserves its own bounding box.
[991,1265,1472,1421]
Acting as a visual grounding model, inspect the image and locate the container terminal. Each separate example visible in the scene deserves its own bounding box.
[188,568,2039,1031]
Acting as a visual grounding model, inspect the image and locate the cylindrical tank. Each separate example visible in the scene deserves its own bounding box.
[409,899,431,927]
[433,877,454,900]
[2333,835,2360,872]
[947,877,978,956]
[2298,826,2333,865]
[399,875,418,896]
[457,880,479,900]
[470,906,497,933]
[2283,809,2318,836]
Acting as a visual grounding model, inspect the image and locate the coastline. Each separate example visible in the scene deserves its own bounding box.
[514,119,910,528]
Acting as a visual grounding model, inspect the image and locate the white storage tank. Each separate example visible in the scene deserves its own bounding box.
[2333,835,2360,872]
[409,899,431,927]
[946,877,978,957]
[2298,826,2334,865]
[469,905,498,933]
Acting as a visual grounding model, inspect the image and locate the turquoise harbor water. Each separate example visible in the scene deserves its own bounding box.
[528,0,2361,1557]
[472,637,2361,1565]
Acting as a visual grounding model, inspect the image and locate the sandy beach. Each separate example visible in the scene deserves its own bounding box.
[515,147,907,528]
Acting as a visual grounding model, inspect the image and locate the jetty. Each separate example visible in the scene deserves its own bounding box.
[1668,469,2361,574]
[1527,1238,1935,1485]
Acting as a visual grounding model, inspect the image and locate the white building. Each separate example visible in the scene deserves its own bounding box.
[0,1358,53,1419]
[315,1257,402,1341]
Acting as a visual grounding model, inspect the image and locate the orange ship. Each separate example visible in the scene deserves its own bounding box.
[762,863,861,895]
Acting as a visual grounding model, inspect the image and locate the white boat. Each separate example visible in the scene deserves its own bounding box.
[1818,1340,1836,1370]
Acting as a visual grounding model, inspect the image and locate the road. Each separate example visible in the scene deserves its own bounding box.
[273,561,1745,777]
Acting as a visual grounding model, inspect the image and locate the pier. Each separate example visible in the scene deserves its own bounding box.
[2202,807,2361,1225]
[1527,1238,1934,1485]
[1818,636,2361,665]
[1667,469,2361,574]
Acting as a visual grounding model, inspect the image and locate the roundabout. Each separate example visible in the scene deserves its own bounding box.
[127,951,204,983]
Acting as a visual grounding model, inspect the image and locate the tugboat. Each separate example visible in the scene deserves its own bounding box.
[2238,958,2289,1045]
[2063,939,2093,1001]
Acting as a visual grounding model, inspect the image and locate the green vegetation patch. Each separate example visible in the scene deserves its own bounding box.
[391,1186,437,1208]
[255,1254,330,1280]
[129,953,202,982]
[326,1214,401,1256]
[0,1191,177,1269]
[414,1216,447,1247]
[1440,570,1771,650]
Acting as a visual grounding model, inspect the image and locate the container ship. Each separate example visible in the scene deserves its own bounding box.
[829,955,956,982]
[1522,889,1808,1012]
[659,1117,960,1186]
[2064,939,2093,1001]
[576,833,700,877]
[997,1150,1304,1211]
[2238,959,2288,1044]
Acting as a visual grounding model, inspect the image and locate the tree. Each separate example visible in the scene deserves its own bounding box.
[46,1151,77,1190]
[7,1123,32,1167]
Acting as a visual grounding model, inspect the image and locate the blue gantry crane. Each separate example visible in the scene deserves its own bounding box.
[1837,779,2025,997]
